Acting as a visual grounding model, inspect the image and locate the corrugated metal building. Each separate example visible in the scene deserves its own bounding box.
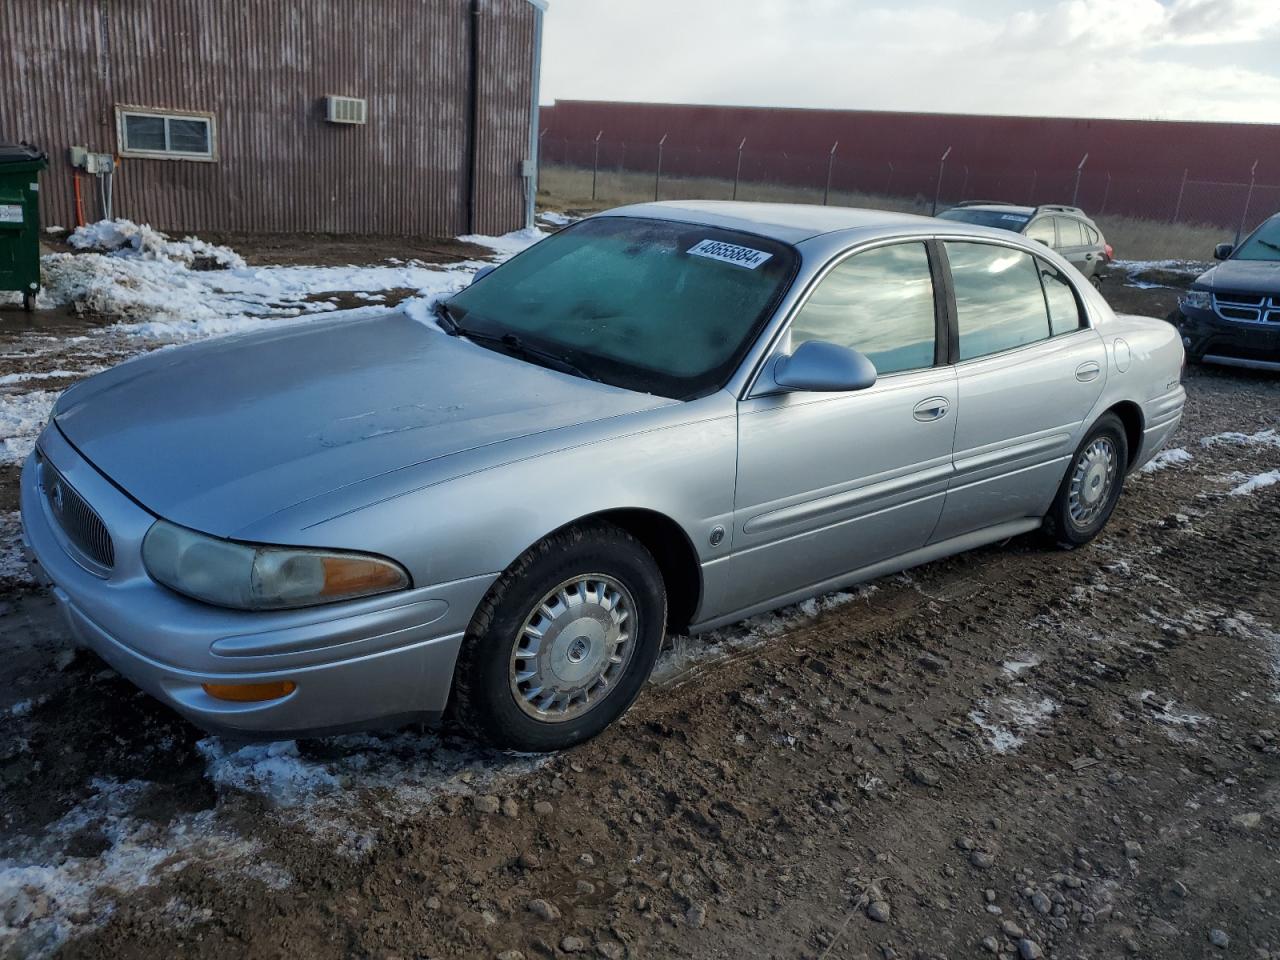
[0,0,545,238]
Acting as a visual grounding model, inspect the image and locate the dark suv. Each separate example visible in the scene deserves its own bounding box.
[937,202,1112,282]
[1174,213,1280,371]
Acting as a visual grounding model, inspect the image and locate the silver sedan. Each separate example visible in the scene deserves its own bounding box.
[20,202,1186,751]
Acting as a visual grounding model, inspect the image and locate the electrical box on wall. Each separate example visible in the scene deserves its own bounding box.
[68,146,115,174]
[325,96,368,125]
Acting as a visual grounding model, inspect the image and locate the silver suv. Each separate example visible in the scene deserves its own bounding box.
[938,202,1112,282]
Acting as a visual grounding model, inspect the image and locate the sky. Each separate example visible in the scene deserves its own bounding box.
[539,0,1280,124]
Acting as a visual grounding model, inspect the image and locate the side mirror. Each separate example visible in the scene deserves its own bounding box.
[1213,243,1233,261]
[471,264,497,284]
[771,340,878,393]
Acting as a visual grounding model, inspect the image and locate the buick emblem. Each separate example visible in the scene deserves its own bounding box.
[51,479,65,512]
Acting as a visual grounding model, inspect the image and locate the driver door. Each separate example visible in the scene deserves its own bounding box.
[725,241,958,613]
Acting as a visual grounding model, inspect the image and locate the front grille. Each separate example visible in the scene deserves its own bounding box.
[1214,292,1280,324]
[38,453,115,571]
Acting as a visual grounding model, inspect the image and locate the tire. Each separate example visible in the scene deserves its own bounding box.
[1043,412,1129,548]
[449,521,667,752]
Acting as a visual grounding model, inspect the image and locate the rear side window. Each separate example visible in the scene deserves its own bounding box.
[1026,219,1055,246]
[1085,224,1100,244]
[1039,259,1084,335]
[944,242,1050,360]
[1057,218,1085,247]
[790,242,937,375]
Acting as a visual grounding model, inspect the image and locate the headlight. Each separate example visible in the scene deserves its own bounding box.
[1180,289,1212,310]
[142,520,409,611]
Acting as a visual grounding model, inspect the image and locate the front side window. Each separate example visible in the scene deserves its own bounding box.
[945,242,1051,360]
[1025,218,1056,247]
[118,107,216,160]
[1039,260,1085,335]
[790,243,937,375]
[447,217,797,400]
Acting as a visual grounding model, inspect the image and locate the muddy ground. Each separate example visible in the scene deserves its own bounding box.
[1,259,1278,960]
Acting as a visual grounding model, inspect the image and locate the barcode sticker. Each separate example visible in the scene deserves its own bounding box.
[687,239,773,270]
[0,205,22,224]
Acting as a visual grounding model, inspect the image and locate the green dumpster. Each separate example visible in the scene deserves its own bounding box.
[0,143,49,312]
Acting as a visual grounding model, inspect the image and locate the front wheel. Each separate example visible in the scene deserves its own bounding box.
[1044,412,1128,547]
[449,522,666,752]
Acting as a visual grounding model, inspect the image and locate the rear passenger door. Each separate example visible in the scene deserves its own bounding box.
[931,242,1106,543]
[1055,217,1099,277]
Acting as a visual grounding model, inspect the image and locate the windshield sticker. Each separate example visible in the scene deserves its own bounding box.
[1000,214,1025,221]
[687,239,773,270]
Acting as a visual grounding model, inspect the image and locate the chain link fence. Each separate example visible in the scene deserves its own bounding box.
[538,135,1278,258]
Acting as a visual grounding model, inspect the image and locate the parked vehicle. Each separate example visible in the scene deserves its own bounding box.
[1173,213,1280,371]
[21,201,1185,752]
[937,201,1112,282]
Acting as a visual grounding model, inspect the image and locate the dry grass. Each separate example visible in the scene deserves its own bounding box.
[538,163,1224,261]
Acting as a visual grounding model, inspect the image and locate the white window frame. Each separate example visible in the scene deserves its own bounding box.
[116,106,217,162]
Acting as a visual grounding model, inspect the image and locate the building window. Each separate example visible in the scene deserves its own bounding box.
[116,107,216,161]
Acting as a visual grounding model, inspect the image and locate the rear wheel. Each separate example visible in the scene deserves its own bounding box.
[450,522,666,752]
[1044,413,1128,547]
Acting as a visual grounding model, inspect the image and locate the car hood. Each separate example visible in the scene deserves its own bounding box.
[1193,258,1280,294]
[54,312,671,538]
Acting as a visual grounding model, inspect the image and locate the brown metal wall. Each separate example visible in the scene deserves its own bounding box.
[0,0,537,237]
[472,0,536,236]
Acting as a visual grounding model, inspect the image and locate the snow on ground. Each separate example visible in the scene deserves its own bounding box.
[968,694,1059,754]
[0,778,286,958]
[197,733,549,857]
[0,513,31,586]
[1140,447,1193,474]
[1227,470,1280,496]
[651,586,878,683]
[68,219,246,269]
[0,392,58,466]
[459,226,545,259]
[1200,428,1280,451]
[1111,259,1209,288]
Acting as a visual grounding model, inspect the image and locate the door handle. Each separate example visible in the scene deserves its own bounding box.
[913,397,950,422]
[1075,361,1101,382]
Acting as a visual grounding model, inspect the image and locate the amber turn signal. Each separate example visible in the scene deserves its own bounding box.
[202,680,297,702]
[320,555,407,597]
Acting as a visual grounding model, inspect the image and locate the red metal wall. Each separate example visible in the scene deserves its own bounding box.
[540,100,1280,224]
[0,0,539,237]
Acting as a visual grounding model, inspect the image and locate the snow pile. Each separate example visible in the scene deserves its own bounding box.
[1111,259,1208,288]
[537,211,578,227]
[969,694,1058,754]
[1228,470,1280,496]
[0,391,57,466]
[460,226,545,259]
[1200,428,1280,451]
[652,585,878,683]
[0,778,284,958]
[1140,447,1192,474]
[68,219,246,270]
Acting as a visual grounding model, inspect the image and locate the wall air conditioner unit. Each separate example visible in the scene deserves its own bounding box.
[325,96,368,125]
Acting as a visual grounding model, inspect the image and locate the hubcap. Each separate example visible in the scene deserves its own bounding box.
[509,574,637,723]
[1068,437,1117,529]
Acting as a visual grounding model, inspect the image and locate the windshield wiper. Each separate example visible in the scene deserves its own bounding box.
[455,326,600,383]
[1257,239,1280,254]
[432,300,461,335]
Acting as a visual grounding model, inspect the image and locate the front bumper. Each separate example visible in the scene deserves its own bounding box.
[20,424,495,739]
[1174,304,1280,370]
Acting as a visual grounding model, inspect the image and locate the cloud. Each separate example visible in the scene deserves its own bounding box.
[540,0,1280,123]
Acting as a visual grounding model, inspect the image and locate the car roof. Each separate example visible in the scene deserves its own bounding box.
[947,203,1035,216]
[596,200,939,244]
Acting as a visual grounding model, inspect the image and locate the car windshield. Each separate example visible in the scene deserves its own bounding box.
[1233,217,1280,262]
[937,208,1032,231]
[446,216,797,399]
